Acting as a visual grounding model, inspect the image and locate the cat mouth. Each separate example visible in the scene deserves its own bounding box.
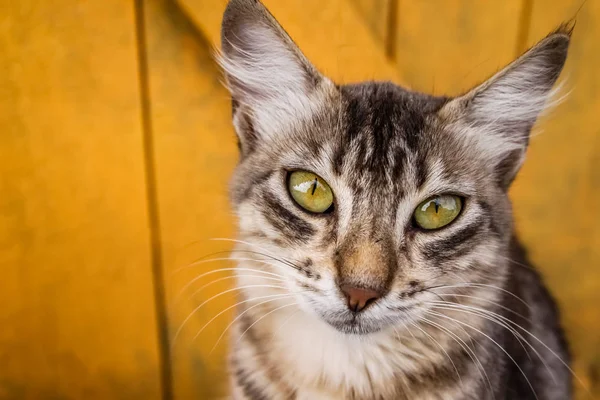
[319,304,419,335]
[325,313,384,335]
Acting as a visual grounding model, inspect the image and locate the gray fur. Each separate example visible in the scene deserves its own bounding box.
[219,0,573,399]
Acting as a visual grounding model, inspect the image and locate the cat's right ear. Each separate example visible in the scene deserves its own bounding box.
[219,0,328,155]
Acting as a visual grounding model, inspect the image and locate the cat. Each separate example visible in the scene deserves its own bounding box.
[217,0,572,398]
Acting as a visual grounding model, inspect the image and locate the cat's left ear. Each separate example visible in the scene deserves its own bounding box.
[440,24,572,188]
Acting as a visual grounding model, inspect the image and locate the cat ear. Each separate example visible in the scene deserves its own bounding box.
[441,24,572,188]
[219,0,328,154]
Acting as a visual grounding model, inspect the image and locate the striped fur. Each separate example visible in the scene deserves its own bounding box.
[219,1,573,399]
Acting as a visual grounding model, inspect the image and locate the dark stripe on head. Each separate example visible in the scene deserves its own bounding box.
[478,200,502,238]
[261,193,315,243]
[332,141,346,176]
[421,218,484,260]
[237,170,274,204]
[337,83,448,200]
[415,151,429,190]
[392,147,407,186]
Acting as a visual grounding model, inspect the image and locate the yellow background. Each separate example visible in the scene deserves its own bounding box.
[1,0,598,399]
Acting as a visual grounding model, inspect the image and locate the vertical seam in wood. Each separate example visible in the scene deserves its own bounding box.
[133,1,173,399]
[385,0,399,61]
[515,0,534,56]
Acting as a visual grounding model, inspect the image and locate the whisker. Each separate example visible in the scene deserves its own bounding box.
[429,301,590,392]
[171,284,288,346]
[391,323,429,361]
[428,302,536,368]
[420,316,495,400]
[409,322,463,385]
[270,308,301,339]
[399,320,419,342]
[426,310,539,400]
[236,302,298,345]
[210,237,303,271]
[187,274,288,302]
[185,249,301,272]
[422,304,481,353]
[197,293,293,349]
[510,326,592,393]
[430,283,532,310]
[171,249,288,275]
[171,266,285,307]
[210,293,306,355]
[466,249,536,271]
[185,256,285,272]
[508,327,591,393]
[429,300,572,383]
[170,249,236,276]
[433,293,530,322]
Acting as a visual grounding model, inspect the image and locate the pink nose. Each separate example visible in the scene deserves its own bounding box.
[340,285,381,312]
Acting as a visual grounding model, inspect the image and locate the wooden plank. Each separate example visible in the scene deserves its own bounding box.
[177,0,400,82]
[510,2,600,397]
[142,0,238,398]
[394,0,523,95]
[0,1,162,399]
[349,0,393,46]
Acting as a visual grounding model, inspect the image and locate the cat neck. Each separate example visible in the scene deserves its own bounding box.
[233,300,477,399]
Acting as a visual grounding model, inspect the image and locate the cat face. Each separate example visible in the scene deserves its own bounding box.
[220,0,569,334]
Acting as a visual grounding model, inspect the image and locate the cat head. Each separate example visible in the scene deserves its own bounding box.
[219,0,570,334]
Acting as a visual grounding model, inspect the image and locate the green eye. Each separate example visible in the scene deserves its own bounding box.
[414,195,463,230]
[288,171,334,213]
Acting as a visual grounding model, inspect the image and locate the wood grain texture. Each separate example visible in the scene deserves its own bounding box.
[177,0,400,83]
[394,0,523,95]
[3,0,597,399]
[349,0,393,45]
[511,1,600,397]
[142,1,238,398]
[0,1,162,399]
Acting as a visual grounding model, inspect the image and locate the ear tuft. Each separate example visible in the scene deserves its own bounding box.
[550,19,576,38]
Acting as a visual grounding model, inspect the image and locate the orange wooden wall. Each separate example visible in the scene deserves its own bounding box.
[0,1,598,399]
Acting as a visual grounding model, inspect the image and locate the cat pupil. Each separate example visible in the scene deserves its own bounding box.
[311,178,317,195]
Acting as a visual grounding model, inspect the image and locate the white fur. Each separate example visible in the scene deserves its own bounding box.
[218,26,332,141]
[255,295,471,399]
[471,65,565,127]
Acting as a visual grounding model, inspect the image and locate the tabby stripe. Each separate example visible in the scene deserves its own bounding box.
[261,194,315,243]
[478,200,502,237]
[399,344,471,396]
[414,151,429,190]
[422,218,484,260]
[238,170,274,203]
[237,312,295,398]
[235,367,269,400]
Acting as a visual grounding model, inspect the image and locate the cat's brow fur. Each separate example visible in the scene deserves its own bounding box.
[218,0,573,399]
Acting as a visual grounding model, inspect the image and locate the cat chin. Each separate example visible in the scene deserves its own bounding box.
[322,315,386,335]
